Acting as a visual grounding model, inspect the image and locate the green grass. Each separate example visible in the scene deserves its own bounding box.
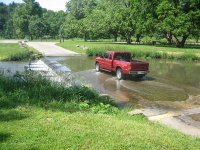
[0,75,200,149]
[0,43,42,61]
[57,40,200,61]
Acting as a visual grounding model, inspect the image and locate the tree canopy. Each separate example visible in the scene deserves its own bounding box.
[0,0,199,47]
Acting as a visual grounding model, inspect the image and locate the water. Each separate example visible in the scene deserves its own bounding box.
[59,56,200,110]
[0,61,28,76]
[1,57,199,135]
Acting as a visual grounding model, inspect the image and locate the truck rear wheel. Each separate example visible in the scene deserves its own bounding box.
[95,63,100,72]
[116,68,124,80]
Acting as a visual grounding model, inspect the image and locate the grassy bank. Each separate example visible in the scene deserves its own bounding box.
[58,41,200,61]
[0,43,42,61]
[0,75,200,149]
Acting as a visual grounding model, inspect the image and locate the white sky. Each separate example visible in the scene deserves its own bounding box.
[0,0,68,11]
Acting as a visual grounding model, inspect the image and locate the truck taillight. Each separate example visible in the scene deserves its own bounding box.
[128,65,132,71]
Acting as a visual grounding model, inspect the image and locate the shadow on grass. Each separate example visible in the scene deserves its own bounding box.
[0,132,11,142]
[0,110,29,122]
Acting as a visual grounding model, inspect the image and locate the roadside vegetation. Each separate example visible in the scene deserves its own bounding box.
[1,0,200,48]
[0,74,200,149]
[0,43,42,61]
[58,40,200,61]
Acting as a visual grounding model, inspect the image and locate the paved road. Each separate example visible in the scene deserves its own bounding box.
[27,42,79,57]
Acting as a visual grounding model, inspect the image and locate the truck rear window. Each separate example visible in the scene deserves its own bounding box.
[114,53,131,61]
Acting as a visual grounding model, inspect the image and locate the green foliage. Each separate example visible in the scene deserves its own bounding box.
[1,0,65,39]
[29,15,49,39]
[0,75,200,149]
[156,0,200,47]
[0,75,116,113]
[58,40,200,61]
[86,47,200,61]
[0,0,200,47]
[0,3,8,33]
[12,0,43,38]
[4,49,42,61]
[43,10,66,37]
[0,43,42,61]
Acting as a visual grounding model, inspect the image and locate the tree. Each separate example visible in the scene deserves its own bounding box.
[156,0,200,47]
[63,0,99,40]
[43,10,66,39]
[83,9,109,40]
[4,2,18,38]
[60,15,80,39]
[0,3,8,36]
[130,0,158,43]
[13,0,42,38]
[29,15,49,40]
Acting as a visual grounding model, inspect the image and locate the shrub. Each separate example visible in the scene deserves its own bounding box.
[0,75,117,113]
[86,48,200,61]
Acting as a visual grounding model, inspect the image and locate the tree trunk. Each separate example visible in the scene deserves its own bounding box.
[195,36,199,43]
[136,34,141,43]
[126,33,132,44]
[172,34,188,48]
[166,32,172,44]
[84,33,87,42]
[114,33,118,42]
[180,35,188,47]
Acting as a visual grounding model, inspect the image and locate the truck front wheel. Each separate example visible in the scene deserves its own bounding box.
[116,68,124,80]
[95,63,100,72]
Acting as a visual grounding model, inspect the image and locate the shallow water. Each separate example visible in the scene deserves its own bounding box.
[59,56,200,109]
[0,61,28,76]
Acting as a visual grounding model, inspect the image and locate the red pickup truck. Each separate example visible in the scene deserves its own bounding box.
[95,51,149,80]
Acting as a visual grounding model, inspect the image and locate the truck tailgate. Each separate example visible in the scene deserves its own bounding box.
[130,62,149,71]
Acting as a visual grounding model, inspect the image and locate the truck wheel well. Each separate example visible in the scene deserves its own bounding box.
[116,66,121,71]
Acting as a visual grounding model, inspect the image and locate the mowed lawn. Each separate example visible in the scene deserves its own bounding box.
[0,43,41,61]
[1,107,200,150]
[58,40,200,55]
[0,44,27,60]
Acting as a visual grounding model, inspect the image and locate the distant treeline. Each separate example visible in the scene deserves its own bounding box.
[0,0,200,47]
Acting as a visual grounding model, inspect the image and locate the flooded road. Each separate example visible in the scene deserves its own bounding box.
[59,56,200,107]
[58,56,200,136]
[1,55,200,136]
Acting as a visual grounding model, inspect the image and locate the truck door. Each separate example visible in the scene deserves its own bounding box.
[100,52,108,69]
[104,52,113,71]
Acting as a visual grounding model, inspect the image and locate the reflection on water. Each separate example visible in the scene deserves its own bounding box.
[59,56,200,108]
[149,60,200,89]
[59,56,94,72]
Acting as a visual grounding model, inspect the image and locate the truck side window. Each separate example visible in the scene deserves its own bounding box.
[104,52,108,59]
[109,53,113,60]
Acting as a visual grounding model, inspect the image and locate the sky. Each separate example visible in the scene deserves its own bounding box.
[0,0,67,11]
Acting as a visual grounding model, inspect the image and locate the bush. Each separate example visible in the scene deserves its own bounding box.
[86,48,200,61]
[0,75,117,113]
[4,46,42,61]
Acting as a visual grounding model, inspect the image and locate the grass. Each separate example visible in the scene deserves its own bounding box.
[0,75,200,149]
[57,40,200,61]
[0,43,42,61]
